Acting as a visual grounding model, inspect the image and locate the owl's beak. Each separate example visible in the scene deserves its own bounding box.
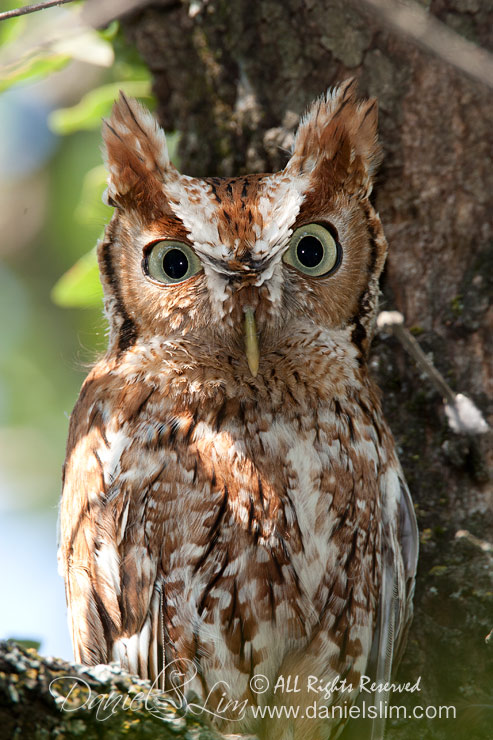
[243,307,260,377]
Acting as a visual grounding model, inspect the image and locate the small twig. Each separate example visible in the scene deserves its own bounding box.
[0,0,150,81]
[377,311,489,435]
[357,0,493,90]
[378,311,455,404]
[455,529,493,554]
[0,0,77,22]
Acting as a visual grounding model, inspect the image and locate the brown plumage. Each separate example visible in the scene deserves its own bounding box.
[59,79,418,740]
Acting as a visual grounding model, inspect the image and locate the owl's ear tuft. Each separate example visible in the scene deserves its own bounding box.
[286,79,382,196]
[102,92,174,209]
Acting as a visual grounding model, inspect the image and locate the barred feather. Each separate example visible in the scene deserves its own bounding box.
[59,81,418,740]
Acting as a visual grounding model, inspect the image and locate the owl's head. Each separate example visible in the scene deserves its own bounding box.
[100,79,387,393]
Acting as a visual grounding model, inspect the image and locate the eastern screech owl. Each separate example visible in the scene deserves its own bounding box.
[59,79,418,740]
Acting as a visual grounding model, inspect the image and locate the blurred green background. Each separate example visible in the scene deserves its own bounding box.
[0,1,156,658]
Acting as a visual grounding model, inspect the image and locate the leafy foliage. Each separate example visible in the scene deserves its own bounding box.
[0,6,165,309]
[0,8,160,508]
[49,80,152,134]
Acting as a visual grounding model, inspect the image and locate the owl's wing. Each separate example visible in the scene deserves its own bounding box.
[366,475,419,740]
[58,379,165,679]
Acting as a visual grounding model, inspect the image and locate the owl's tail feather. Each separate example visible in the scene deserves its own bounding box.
[110,577,166,689]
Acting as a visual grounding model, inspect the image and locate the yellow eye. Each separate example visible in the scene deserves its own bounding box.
[283,223,340,277]
[144,241,202,285]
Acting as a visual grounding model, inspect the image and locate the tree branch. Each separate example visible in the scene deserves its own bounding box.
[357,0,493,89]
[0,0,77,22]
[0,640,222,739]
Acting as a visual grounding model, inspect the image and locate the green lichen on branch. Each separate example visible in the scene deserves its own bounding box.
[0,641,221,740]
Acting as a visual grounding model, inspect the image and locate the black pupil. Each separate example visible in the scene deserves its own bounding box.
[296,236,324,268]
[163,248,189,280]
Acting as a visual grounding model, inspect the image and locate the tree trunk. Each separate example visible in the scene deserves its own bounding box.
[122,2,492,737]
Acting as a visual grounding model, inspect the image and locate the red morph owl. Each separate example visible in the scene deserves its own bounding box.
[59,78,418,740]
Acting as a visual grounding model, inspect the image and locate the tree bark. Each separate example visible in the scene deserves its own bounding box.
[122,2,492,737]
[0,640,221,739]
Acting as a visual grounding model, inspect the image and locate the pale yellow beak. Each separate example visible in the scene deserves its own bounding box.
[243,307,260,377]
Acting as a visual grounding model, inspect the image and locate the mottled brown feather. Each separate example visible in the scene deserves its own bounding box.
[59,82,418,740]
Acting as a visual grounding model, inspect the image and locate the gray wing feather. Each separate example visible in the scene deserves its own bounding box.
[368,477,419,740]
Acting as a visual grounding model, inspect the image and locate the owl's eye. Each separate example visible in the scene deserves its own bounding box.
[283,223,341,277]
[144,241,202,284]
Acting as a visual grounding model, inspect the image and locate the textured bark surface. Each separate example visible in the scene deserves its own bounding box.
[0,640,221,740]
[122,3,492,738]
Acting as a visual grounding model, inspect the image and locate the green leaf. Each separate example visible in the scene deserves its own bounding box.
[0,4,27,47]
[52,247,103,309]
[98,20,120,42]
[49,80,153,135]
[75,164,110,225]
[0,53,70,93]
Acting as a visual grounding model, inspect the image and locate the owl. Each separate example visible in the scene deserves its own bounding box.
[59,79,418,740]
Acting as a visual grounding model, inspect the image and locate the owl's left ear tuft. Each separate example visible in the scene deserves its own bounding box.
[102,92,174,209]
[286,79,382,196]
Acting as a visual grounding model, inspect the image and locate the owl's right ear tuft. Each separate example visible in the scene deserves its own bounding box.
[102,92,173,209]
[286,79,382,197]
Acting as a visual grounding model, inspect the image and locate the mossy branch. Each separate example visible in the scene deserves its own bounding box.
[0,640,222,740]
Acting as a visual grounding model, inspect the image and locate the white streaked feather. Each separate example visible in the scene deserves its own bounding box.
[138,617,151,678]
[118,501,130,545]
[97,426,131,488]
[94,541,121,598]
[113,633,140,676]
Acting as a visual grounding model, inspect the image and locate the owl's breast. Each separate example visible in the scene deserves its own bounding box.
[63,364,398,720]
[149,394,388,702]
